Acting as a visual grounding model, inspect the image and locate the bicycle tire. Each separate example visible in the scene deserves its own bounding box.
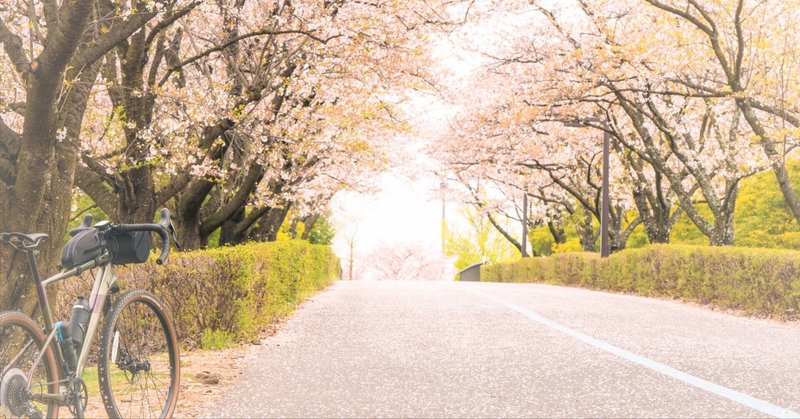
[0,311,59,418]
[97,290,180,418]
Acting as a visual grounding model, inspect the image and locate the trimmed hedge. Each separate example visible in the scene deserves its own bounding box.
[481,244,800,318]
[58,241,340,348]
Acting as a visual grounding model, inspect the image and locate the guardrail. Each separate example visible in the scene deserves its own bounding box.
[456,261,485,282]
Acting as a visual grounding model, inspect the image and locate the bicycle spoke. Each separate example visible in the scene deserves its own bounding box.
[142,373,151,417]
[99,291,178,418]
[147,373,168,406]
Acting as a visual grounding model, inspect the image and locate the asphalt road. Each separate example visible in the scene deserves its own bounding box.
[210,280,800,418]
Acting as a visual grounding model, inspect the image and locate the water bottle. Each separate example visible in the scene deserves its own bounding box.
[69,297,91,348]
[55,321,77,374]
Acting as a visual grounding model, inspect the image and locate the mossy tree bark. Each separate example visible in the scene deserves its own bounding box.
[0,0,161,311]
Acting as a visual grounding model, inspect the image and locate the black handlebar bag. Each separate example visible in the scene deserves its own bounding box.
[60,229,103,269]
[107,231,151,265]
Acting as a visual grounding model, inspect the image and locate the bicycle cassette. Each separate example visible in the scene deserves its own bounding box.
[1,368,33,417]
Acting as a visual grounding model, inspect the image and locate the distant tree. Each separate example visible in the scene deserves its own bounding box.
[307,217,335,246]
[444,207,518,272]
[367,241,444,281]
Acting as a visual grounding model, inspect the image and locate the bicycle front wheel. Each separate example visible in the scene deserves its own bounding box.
[98,290,180,418]
[0,311,59,418]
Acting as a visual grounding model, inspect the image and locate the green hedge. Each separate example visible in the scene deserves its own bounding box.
[59,241,340,348]
[481,245,800,318]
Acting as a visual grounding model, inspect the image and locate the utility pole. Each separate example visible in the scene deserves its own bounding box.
[346,226,359,280]
[348,236,355,281]
[521,193,528,257]
[441,181,447,258]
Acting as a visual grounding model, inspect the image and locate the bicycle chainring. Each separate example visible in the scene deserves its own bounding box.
[0,368,39,417]
[67,377,88,416]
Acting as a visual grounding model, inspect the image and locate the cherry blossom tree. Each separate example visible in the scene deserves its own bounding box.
[366,240,446,281]
[74,0,460,249]
[434,0,786,249]
[0,0,468,308]
[643,0,800,226]
[0,0,192,311]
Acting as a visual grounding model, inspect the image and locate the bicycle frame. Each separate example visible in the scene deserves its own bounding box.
[23,248,118,395]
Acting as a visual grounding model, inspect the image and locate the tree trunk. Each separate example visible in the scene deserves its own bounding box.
[288,218,301,239]
[300,215,319,240]
[115,27,154,222]
[219,208,246,246]
[176,205,205,250]
[0,0,95,311]
[632,187,672,244]
[547,221,567,244]
[628,158,676,244]
[708,186,738,246]
[249,206,291,242]
[116,166,157,223]
[737,99,800,226]
[266,207,291,242]
[575,209,597,252]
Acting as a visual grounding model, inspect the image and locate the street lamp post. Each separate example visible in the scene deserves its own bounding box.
[564,118,611,258]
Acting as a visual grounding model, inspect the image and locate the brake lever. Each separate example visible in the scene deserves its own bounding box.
[169,221,182,250]
[69,213,95,237]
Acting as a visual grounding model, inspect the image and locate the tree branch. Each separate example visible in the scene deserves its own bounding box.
[70,11,158,72]
[158,28,340,86]
[42,0,59,32]
[201,162,266,235]
[644,0,713,35]
[37,0,93,72]
[74,165,120,217]
[144,2,199,49]
[0,17,31,76]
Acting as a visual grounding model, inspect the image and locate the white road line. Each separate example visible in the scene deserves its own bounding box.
[473,289,800,419]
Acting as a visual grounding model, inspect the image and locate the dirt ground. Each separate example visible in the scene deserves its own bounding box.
[174,317,289,417]
[75,318,286,418]
[76,344,251,418]
[173,344,252,418]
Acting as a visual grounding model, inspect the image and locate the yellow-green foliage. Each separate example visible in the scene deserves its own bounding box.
[669,161,800,247]
[481,245,800,318]
[201,329,235,350]
[552,238,583,254]
[446,207,519,271]
[734,161,800,248]
[526,162,800,249]
[120,241,340,348]
[528,226,556,255]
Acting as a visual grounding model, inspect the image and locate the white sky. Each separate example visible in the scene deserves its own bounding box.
[329,2,513,279]
[330,94,455,279]
[330,170,442,255]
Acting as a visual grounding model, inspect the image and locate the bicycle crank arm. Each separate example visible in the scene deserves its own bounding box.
[29,392,67,404]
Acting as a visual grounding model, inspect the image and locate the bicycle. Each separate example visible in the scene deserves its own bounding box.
[0,209,181,418]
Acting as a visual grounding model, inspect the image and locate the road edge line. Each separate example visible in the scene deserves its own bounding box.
[471,288,800,419]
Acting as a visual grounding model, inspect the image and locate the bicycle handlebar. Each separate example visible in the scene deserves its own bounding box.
[5,209,178,265]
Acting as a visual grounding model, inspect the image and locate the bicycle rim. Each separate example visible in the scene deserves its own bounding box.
[98,291,179,418]
[0,312,59,419]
